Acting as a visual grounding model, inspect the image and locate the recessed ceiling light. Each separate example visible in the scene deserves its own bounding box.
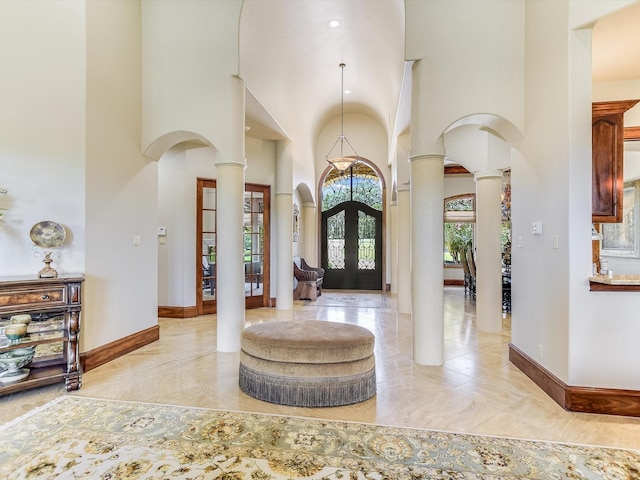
[328,19,341,28]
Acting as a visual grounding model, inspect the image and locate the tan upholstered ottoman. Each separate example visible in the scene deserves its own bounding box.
[239,320,376,407]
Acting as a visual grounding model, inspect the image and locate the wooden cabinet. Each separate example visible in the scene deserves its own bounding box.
[0,275,83,395]
[592,100,639,223]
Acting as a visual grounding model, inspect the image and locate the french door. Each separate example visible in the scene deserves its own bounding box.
[243,184,270,309]
[321,201,382,290]
[196,179,270,315]
[196,178,217,315]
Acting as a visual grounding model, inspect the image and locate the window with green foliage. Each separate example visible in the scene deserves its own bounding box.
[322,162,382,212]
[444,195,475,264]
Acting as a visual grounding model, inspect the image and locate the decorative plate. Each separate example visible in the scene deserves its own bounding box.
[30,221,66,248]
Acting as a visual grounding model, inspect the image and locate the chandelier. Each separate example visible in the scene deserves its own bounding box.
[326,63,359,172]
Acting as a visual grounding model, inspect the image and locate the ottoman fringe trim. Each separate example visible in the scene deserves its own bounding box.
[239,363,376,407]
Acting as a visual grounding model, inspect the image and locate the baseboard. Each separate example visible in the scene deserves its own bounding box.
[158,306,197,318]
[509,343,640,417]
[444,279,464,286]
[81,325,160,373]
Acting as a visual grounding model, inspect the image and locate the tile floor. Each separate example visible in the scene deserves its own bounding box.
[1,287,639,451]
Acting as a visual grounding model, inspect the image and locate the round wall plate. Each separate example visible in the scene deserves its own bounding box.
[30,221,66,248]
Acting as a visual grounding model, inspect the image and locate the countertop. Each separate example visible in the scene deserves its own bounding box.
[589,274,640,285]
[589,274,640,291]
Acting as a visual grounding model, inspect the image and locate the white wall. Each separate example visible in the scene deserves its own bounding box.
[405,0,524,151]
[157,147,197,308]
[0,1,86,276]
[84,0,159,351]
[142,0,243,159]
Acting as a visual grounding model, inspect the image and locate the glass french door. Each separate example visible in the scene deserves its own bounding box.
[196,179,270,315]
[197,179,217,315]
[244,185,270,309]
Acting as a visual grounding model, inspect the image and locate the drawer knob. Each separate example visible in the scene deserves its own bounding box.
[42,294,50,300]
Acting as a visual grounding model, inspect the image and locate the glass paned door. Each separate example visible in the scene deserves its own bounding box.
[197,178,217,315]
[244,185,270,309]
[197,180,270,314]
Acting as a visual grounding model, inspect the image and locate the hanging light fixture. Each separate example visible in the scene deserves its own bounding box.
[326,63,359,172]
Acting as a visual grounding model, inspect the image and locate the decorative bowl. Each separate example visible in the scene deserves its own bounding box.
[4,323,28,344]
[10,314,32,325]
[0,347,35,374]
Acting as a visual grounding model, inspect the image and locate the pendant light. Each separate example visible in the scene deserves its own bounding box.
[326,63,359,172]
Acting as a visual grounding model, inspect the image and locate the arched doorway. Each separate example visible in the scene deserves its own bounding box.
[320,161,383,290]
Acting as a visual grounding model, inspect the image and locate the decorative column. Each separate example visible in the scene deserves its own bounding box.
[302,203,317,265]
[390,198,398,294]
[275,140,293,310]
[216,75,246,352]
[410,154,445,366]
[396,186,411,313]
[474,170,504,333]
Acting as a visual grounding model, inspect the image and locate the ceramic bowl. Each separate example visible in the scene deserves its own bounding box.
[4,323,28,343]
[9,314,32,325]
[0,347,35,372]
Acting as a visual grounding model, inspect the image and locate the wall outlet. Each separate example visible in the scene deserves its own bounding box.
[133,235,141,246]
[538,344,544,358]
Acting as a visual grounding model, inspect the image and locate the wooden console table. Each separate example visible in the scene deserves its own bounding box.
[0,274,83,395]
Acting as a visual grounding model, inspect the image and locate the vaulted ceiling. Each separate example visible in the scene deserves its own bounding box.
[242,1,640,143]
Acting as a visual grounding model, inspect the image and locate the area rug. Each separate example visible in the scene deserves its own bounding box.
[1,396,639,479]
[303,290,390,309]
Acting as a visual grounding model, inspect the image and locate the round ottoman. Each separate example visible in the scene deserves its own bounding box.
[239,320,376,407]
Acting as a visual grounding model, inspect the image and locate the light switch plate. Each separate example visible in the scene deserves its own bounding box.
[532,221,543,235]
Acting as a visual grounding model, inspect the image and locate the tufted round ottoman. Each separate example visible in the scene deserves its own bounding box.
[239,320,376,407]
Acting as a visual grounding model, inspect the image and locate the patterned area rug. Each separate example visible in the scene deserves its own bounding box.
[303,290,390,309]
[1,396,639,479]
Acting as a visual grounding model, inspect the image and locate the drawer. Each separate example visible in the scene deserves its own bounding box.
[0,287,67,311]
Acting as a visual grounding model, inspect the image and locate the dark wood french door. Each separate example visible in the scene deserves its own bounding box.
[321,201,382,290]
[196,179,269,315]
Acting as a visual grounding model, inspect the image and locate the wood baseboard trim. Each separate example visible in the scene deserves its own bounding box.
[444,279,464,286]
[509,343,640,417]
[158,306,197,318]
[81,325,160,373]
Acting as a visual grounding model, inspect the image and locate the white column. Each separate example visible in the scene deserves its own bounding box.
[390,199,398,294]
[474,170,504,333]
[410,154,445,366]
[216,75,245,352]
[396,187,411,313]
[302,203,317,265]
[275,140,293,310]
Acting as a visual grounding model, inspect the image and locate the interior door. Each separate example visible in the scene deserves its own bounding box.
[196,180,270,315]
[196,178,217,315]
[244,185,270,309]
[321,201,382,290]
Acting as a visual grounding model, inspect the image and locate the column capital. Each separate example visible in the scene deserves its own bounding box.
[409,152,445,163]
[214,160,247,168]
[474,169,503,181]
